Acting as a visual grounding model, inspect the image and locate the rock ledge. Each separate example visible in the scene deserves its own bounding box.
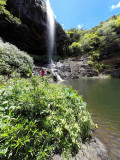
[53,137,111,160]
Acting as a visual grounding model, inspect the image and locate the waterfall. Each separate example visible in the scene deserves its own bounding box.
[46,0,63,81]
[46,0,55,63]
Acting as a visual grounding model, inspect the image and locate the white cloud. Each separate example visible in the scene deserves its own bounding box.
[111,1,120,10]
[77,24,83,29]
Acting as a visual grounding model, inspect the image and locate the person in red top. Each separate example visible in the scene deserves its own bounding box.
[41,68,45,77]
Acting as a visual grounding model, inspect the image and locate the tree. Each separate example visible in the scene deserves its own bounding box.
[69,42,82,56]
[0,0,6,13]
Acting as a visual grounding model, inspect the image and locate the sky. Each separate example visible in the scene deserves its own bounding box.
[48,0,120,30]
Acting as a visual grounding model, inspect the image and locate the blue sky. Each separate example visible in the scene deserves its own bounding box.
[48,0,120,30]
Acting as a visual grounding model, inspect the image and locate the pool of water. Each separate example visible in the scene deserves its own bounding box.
[64,78,120,160]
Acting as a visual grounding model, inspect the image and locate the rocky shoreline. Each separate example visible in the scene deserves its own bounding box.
[33,54,107,81]
[53,137,111,160]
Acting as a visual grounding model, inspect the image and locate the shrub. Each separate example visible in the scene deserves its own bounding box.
[95,63,105,72]
[115,16,120,33]
[97,19,117,44]
[69,42,82,56]
[67,28,85,43]
[0,0,6,14]
[0,0,21,24]
[0,77,95,160]
[89,50,100,60]
[0,38,34,77]
[66,14,120,58]
[88,60,94,66]
[80,33,100,52]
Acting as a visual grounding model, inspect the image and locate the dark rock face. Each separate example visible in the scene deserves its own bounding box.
[99,41,120,78]
[7,0,47,25]
[0,0,69,63]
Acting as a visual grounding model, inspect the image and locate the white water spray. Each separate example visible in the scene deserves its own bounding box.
[46,0,55,62]
[46,0,63,81]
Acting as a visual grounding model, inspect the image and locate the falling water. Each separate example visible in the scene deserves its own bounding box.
[46,0,55,63]
[46,0,63,81]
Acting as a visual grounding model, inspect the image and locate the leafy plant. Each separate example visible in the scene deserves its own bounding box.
[88,60,94,66]
[69,42,82,56]
[0,77,96,160]
[0,0,21,24]
[115,16,120,33]
[95,63,105,72]
[0,0,6,14]
[0,38,34,77]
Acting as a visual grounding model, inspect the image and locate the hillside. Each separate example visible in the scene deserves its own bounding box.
[65,15,120,78]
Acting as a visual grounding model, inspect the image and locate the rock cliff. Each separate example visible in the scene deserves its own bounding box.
[0,0,69,64]
[99,41,120,78]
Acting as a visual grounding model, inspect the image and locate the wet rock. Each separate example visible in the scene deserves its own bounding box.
[56,54,95,80]
[33,66,63,82]
[52,137,111,160]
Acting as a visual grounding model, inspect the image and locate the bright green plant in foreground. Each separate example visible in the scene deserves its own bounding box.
[0,77,96,160]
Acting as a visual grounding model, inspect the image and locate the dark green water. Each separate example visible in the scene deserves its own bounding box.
[64,78,120,160]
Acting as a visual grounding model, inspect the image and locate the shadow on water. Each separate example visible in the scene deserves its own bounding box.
[64,78,120,160]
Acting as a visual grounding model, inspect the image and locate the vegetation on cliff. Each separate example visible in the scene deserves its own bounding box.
[0,76,96,160]
[0,0,7,13]
[67,14,120,73]
[0,0,21,24]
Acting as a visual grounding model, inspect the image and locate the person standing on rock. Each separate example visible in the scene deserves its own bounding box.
[41,68,46,81]
[41,68,46,77]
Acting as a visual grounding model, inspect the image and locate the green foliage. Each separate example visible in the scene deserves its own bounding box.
[69,42,82,56]
[66,14,120,72]
[0,0,6,14]
[88,60,94,66]
[80,32,100,52]
[66,14,120,55]
[115,16,120,26]
[88,50,105,72]
[89,50,100,60]
[0,38,34,77]
[115,16,120,33]
[0,77,95,160]
[0,0,21,24]
[67,28,85,43]
[97,19,117,44]
[95,63,105,72]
